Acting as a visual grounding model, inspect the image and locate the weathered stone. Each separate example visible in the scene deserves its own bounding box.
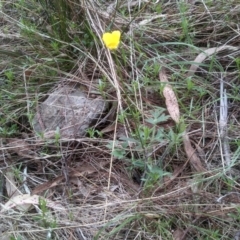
[33,86,107,138]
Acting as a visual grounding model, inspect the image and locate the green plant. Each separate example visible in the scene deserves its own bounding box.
[97,78,107,97]
[178,1,193,44]
[34,198,57,230]
[4,69,14,81]
[141,164,171,190]
[86,127,103,138]
[108,107,172,189]
[10,236,23,240]
[0,124,18,137]
[94,214,140,240]
[12,164,23,183]
[54,126,61,145]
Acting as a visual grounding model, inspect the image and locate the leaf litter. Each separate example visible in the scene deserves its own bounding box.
[159,67,206,173]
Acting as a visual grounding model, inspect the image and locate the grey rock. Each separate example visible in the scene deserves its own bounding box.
[32,86,107,138]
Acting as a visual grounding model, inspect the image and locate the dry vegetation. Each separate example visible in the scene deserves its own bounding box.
[0,0,240,239]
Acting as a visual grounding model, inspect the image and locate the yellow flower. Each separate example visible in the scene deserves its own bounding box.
[102,30,121,50]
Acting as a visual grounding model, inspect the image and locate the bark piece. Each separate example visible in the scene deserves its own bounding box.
[33,86,108,138]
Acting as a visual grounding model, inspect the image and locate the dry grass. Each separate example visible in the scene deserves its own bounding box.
[0,0,240,239]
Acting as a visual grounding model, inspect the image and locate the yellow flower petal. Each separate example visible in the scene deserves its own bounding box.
[102,30,121,50]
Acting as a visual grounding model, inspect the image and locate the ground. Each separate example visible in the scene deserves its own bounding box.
[0,0,240,239]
